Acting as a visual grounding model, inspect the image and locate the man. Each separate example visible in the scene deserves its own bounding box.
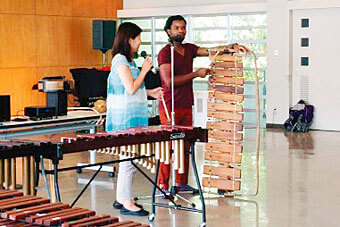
[157,15,248,193]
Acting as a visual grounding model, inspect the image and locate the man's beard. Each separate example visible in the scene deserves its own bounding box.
[169,35,185,43]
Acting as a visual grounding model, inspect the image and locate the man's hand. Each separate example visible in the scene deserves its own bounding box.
[195,68,210,78]
[232,44,251,54]
[211,44,252,54]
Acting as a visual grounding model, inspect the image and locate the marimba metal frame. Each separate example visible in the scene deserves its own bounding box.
[36,141,206,225]
[0,126,208,225]
[36,153,152,205]
[150,141,206,225]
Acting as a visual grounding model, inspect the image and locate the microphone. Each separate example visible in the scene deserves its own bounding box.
[141,51,148,58]
[168,35,184,43]
[140,51,155,73]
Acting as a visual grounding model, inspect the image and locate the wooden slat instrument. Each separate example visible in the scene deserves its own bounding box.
[0,190,149,227]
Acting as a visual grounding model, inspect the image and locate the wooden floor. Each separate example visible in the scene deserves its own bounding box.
[34,128,340,226]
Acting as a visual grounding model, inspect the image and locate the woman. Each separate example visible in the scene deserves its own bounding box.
[106,22,163,216]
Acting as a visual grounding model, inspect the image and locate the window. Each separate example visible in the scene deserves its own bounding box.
[120,12,267,127]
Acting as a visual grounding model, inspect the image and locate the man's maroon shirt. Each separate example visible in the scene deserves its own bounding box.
[157,43,199,110]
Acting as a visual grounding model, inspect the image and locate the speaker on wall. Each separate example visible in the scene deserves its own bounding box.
[93,20,116,53]
[0,95,10,122]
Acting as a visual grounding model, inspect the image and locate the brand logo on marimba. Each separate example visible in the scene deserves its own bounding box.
[170,133,185,139]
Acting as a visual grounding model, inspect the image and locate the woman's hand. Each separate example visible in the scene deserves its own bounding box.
[140,56,153,74]
[147,87,163,100]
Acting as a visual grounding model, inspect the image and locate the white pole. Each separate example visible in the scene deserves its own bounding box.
[171,45,175,126]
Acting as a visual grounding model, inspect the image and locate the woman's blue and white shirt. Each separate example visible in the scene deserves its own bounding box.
[105,54,148,132]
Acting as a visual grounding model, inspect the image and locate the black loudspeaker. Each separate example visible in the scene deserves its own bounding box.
[0,95,10,122]
[47,91,67,116]
[93,20,116,53]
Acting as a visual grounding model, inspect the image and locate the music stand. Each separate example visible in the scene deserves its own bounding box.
[167,42,197,206]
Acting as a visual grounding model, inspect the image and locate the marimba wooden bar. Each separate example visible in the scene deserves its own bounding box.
[0,190,149,227]
[204,53,244,193]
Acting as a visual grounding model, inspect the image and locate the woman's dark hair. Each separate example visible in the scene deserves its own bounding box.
[112,22,142,62]
[164,15,187,36]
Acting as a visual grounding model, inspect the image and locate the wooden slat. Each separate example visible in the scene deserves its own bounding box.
[208,111,243,121]
[202,177,240,191]
[26,207,81,223]
[0,218,30,226]
[103,220,135,226]
[212,61,243,69]
[61,215,116,227]
[0,191,23,200]
[204,151,242,164]
[212,69,243,77]
[207,121,243,132]
[42,209,96,226]
[71,217,116,227]
[7,203,69,220]
[209,76,244,85]
[209,55,242,62]
[209,131,243,142]
[209,85,244,94]
[209,92,244,102]
[205,142,243,154]
[208,102,243,112]
[0,195,37,205]
[203,165,241,179]
[0,198,50,211]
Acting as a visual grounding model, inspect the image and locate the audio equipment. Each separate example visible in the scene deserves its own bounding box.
[47,91,67,116]
[0,95,10,122]
[92,20,116,53]
[24,106,56,120]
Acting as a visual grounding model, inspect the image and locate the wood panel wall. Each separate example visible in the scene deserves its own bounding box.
[0,0,123,115]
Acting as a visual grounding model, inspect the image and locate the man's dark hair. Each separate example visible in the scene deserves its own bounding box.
[164,15,187,35]
[112,22,142,62]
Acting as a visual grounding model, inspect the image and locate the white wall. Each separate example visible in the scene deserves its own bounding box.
[123,0,265,9]
[266,0,290,124]
[120,0,340,127]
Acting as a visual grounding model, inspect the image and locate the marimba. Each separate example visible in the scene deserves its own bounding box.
[59,126,207,174]
[0,190,149,227]
[0,140,51,195]
[203,53,244,194]
[0,126,208,225]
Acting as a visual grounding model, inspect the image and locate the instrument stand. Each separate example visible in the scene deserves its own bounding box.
[168,42,199,204]
[147,42,206,226]
[149,141,206,227]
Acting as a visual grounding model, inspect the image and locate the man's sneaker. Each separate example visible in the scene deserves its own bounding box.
[160,189,173,200]
[177,185,199,194]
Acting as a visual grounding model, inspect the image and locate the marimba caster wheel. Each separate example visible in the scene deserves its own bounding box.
[76,168,82,174]
[148,214,155,222]
[108,172,115,178]
[200,223,207,227]
[192,203,196,208]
